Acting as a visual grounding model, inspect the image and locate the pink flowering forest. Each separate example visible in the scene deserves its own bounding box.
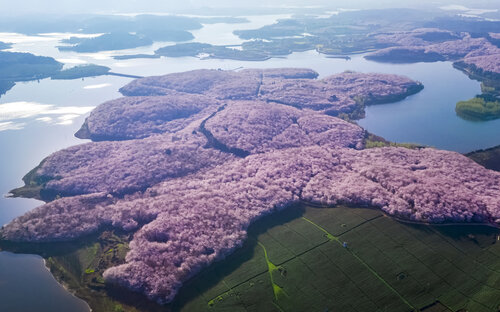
[2,68,500,304]
[368,29,500,76]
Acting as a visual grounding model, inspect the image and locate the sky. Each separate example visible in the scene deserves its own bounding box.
[0,0,498,16]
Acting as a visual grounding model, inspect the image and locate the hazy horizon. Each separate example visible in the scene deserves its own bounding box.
[0,0,498,17]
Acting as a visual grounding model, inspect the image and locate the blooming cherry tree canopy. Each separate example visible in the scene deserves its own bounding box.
[3,68,499,304]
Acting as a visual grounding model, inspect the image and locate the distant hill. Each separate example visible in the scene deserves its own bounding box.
[0,51,62,81]
[0,41,11,50]
[58,32,154,53]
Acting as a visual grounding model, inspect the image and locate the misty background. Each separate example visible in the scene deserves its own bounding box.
[0,0,498,16]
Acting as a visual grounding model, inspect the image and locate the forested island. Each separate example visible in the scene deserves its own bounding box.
[0,51,62,81]
[51,64,111,80]
[124,10,418,60]
[455,94,500,121]
[0,51,111,83]
[0,14,249,53]
[3,68,500,312]
[109,9,500,103]
[59,33,155,53]
[0,51,123,97]
[154,43,271,61]
[0,51,62,96]
[453,56,500,120]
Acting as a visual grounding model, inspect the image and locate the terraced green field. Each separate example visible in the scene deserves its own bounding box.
[170,205,500,312]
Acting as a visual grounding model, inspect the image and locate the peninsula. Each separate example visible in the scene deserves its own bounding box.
[3,68,500,312]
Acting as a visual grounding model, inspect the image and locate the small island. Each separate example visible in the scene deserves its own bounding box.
[0,14,250,54]
[51,64,111,80]
[0,51,62,81]
[0,14,248,38]
[453,56,500,121]
[455,94,500,120]
[155,43,271,61]
[154,42,213,57]
[146,10,404,61]
[0,51,128,98]
[58,33,154,53]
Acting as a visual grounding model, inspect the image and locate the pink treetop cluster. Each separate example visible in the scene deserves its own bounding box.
[3,68,499,305]
[3,146,500,303]
[458,35,500,75]
[78,69,420,141]
[425,36,494,59]
[369,30,500,75]
[368,37,497,61]
[33,101,365,197]
[374,28,461,47]
[259,71,422,115]
[119,69,260,97]
[119,68,318,99]
[463,53,500,75]
[205,101,365,153]
[76,93,221,141]
[37,124,235,196]
[322,72,421,104]
[366,46,446,63]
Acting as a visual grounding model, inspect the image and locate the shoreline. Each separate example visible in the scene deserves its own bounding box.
[2,202,500,312]
[41,256,93,312]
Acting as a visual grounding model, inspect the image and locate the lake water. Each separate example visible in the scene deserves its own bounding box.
[0,14,498,312]
[0,75,131,312]
[0,252,90,312]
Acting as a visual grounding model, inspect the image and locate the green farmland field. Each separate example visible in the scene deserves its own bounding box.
[3,204,500,312]
[171,205,500,312]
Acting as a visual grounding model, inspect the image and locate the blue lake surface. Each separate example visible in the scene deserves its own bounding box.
[0,19,498,311]
[0,75,131,312]
[0,252,90,312]
[355,60,493,153]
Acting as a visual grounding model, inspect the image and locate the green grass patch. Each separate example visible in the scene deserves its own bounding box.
[364,132,425,150]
